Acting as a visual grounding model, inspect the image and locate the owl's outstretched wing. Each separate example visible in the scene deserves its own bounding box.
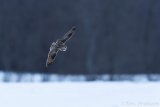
[46,47,58,67]
[59,26,76,43]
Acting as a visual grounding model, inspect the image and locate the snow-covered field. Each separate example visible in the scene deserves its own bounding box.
[0,82,160,107]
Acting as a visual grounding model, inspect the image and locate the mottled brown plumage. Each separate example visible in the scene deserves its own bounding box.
[46,26,76,67]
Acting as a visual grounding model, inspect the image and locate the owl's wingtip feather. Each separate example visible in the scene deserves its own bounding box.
[72,26,76,31]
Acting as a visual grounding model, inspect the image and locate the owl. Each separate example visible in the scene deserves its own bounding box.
[46,26,76,67]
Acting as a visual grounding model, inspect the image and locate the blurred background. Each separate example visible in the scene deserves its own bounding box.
[1,1,160,107]
[0,0,160,82]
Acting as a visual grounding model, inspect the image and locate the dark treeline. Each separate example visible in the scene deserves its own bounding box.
[0,0,160,74]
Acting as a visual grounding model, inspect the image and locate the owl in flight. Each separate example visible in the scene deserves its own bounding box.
[46,26,76,67]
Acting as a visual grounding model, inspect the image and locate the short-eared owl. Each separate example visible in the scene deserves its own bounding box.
[46,26,76,67]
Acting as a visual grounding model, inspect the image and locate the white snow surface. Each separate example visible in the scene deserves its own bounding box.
[0,82,160,107]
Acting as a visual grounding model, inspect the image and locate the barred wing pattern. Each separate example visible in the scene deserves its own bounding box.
[59,26,76,43]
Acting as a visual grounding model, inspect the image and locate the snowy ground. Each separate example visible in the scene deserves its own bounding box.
[0,82,160,107]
